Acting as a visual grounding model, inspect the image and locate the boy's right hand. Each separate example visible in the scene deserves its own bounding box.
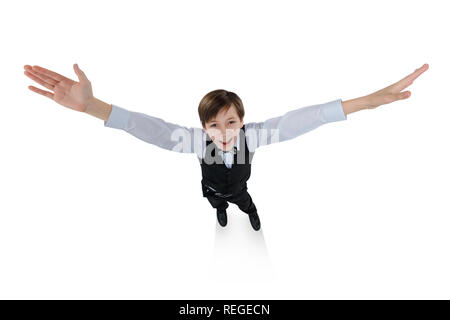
[24,64,94,112]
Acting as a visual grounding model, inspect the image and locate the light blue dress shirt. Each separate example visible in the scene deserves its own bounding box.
[104,99,347,168]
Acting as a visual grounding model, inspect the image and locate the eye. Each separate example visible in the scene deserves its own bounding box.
[229,121,235,125]
[211,124,216,127]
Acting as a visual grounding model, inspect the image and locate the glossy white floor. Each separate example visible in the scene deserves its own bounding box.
[210,213,275,284]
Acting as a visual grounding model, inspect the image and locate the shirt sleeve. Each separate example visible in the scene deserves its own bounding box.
[244,99,347,151]
[104,104,204,155]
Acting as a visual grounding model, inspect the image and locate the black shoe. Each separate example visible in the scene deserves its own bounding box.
[217,208,227,227]
[248,212,261,231]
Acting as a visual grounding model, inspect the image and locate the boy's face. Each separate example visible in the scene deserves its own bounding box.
[202,104,244,152]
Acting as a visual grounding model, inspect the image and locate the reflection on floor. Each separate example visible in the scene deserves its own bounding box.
[209,212,276,284]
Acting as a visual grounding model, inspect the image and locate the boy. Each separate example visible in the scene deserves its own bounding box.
[23,63,429,231]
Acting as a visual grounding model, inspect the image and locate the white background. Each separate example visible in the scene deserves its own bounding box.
[1,0,449,299]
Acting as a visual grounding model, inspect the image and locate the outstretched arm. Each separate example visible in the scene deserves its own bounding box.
[245,63,429,151]
[244,99,347,151]
[104,103,202,154]
[342,63,429,114]
[23,64,202,155]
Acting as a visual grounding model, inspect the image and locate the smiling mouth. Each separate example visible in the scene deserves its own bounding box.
[220,138,233,145]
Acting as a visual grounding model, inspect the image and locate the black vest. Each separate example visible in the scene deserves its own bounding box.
[198,124,255,198]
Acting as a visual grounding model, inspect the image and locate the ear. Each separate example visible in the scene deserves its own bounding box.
[239,118,244,128]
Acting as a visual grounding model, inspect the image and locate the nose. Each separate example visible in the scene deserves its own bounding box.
[210,127,233,142]
[221,129,234,142]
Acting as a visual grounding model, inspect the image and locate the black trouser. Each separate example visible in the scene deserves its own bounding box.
[206,189,257,215]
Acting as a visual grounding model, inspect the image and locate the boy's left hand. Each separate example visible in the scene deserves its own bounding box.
[366,63,429,109]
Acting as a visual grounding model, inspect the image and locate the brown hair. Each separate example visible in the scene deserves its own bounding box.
[198,89,245,128]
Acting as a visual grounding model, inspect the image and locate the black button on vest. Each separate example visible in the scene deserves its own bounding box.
[198,124,255,198]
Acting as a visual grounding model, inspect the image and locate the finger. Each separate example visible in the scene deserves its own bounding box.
[28,85,55,100]
[395,63,429,90]
[24,68,58,86]
[395,90,411,100]
[73,63,89,83]
[24,70,55,91]
[31,65,67,82]
[405,63,429,82]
